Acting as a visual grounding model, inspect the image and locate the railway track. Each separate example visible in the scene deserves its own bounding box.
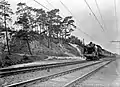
[63,60,114,87]
[0,60,89,77]
[4,59,113,87]
[0,58,110,77]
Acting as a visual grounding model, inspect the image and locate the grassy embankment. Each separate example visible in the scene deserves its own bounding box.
[0,38,83,67]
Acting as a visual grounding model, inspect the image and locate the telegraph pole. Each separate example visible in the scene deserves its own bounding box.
[110,41,120,55]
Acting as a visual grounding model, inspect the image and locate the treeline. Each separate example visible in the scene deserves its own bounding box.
[0,0,85,55]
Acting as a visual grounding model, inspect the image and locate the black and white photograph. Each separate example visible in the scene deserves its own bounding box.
[0,0,119,87]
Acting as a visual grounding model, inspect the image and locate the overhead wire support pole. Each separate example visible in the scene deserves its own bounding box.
[84,0,104,31]
[94,0,106,30]
[114,0,118,33]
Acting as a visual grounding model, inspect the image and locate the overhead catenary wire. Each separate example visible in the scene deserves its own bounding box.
[60,1,73,17]
[84,0,105,31]
[60,0,82,23]
[45,0,65,17]
[45,0,55,9]
[45,0,93,40]
[94,0,106,30]
[77,26,94,40]
[60,0,94,40]
[33,0,94,40]
[33,0,49,10]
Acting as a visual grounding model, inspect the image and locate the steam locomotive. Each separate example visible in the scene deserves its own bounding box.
[83,42,114,61]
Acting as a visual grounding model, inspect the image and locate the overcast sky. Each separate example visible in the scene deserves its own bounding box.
[6,0,120,54]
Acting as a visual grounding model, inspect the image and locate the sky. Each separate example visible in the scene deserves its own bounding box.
[5,0,120,54]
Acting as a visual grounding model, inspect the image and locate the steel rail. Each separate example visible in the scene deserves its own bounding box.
[5,60,110,87]
[0,60,87,71]
[0,60,89,77]
[63,59,114,87]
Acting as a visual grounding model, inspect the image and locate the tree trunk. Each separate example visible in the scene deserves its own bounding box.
[57,33,59,43]
[48,25,52,48]
[48,30,51,48]
[50,33,52,49]
[64,28,67,43]
[26,38,32,55]
[40,24,41,34]
[48,36,50,48]
[39,24,42,45]
[4,6,11,55]
[59,32,62,44]
[57,33,59,39]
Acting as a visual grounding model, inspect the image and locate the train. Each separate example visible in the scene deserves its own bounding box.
[83,42,115,61]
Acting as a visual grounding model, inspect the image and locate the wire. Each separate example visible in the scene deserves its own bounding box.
[60,0,81,22]
[45,0,65,17]
[60,1,73,16]
[33,0,49,10]
[60,0,94,40]
[84,0,104,31]
[94,0,106,30]
[77,26,94,40]
[45,0,55,9]
[33,0,94,40]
